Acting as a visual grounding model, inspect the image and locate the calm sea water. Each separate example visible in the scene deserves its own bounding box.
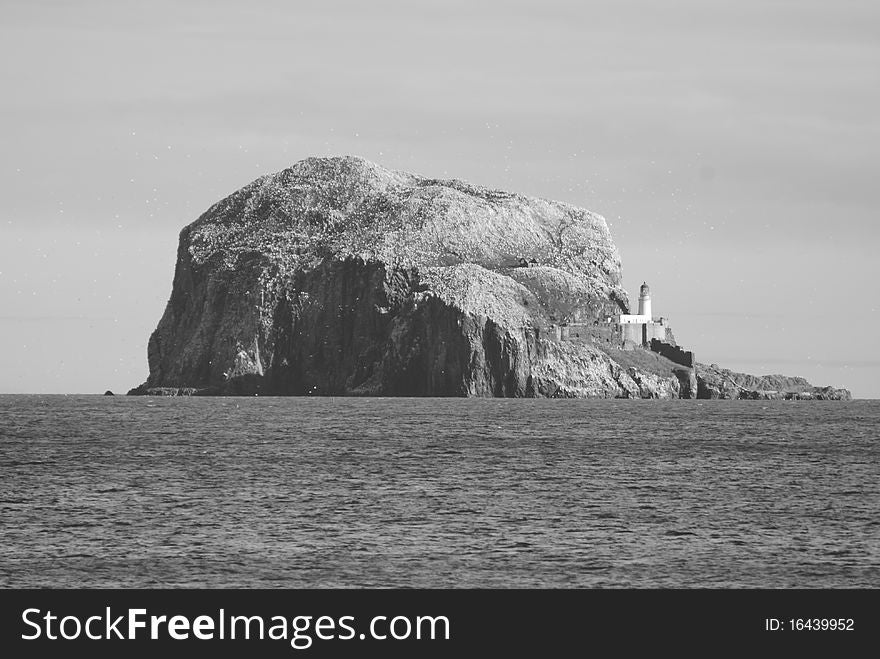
[0,395,877,588]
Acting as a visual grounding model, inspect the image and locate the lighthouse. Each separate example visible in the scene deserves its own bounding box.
[613,281,668,348]
[637,282,651,320]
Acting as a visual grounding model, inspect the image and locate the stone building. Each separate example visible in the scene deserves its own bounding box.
[616,282,669,347]
[549,280,695,368]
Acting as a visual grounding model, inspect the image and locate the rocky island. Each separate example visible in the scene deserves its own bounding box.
[129,156,850,400]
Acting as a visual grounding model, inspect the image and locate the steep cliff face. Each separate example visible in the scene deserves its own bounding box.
[131,156,697,398]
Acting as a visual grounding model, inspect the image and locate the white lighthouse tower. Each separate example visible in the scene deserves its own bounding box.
[637,282,652,320]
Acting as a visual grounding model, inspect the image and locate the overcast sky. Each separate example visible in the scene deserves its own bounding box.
[2,0,878,397]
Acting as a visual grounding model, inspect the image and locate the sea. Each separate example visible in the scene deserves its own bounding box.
[0,395,877,588]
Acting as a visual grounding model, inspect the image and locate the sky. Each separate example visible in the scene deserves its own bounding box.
[1,0,878,397]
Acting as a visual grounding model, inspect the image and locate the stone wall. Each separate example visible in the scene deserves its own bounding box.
[556,320,675,353]
[558,322,617,344]
[621,323,643,346]
[649,339,695,368]
[645,323,665,343]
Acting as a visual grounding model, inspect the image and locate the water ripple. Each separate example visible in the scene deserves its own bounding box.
[0,396,878,588]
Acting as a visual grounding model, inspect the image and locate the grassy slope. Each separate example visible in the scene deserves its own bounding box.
[599,346,685,378]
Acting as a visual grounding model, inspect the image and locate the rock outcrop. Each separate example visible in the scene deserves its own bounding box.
[695,363,852,400]
[128,155,848,400]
